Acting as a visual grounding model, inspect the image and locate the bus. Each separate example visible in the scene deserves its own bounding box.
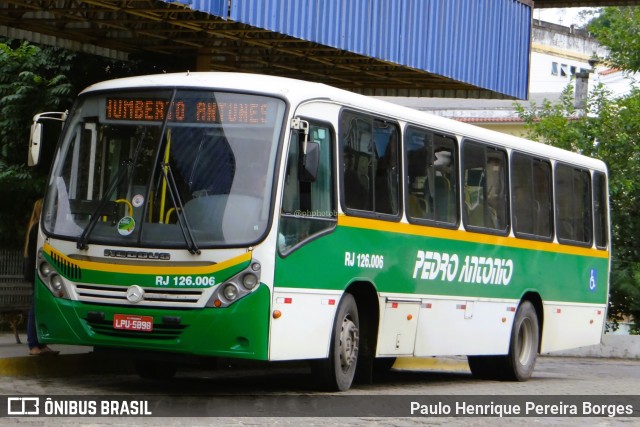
[28,72,609,391]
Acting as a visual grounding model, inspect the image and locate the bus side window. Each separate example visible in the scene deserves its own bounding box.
[405,126,457,226]
[555,164,592,245]
[373,123,400,215]
[462,141,509,234]
[279,123,335,254]
[511,153,553,240]
[593,171,609,249]
[533,159,553,238]
[342,114,372,211]
[340,111,400,217]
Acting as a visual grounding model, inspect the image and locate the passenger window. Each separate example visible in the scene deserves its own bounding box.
[340,111,400,217]
[555,164,592,245]
[279,123,335,254]
[511,153,553,240]
[405,126,457,226]
[593,171,608,249]
[462,141,508,233]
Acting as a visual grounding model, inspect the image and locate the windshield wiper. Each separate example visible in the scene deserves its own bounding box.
[77,129,147,250]
[159,162,200,255]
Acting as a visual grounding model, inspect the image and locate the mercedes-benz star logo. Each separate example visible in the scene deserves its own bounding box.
[126,285,145,303]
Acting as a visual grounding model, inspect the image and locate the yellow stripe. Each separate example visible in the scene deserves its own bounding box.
[43,243,252,275]
[337,216,609,259]
[393,357,470,372]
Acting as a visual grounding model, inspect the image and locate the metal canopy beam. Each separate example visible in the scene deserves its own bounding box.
[1,0,528,99]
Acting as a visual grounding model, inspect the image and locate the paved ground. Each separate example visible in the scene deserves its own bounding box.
[1,331,639,426]
[0,331,94,376]
[0,354,638,426]
[0,331,89,357]
[0,330,475,377]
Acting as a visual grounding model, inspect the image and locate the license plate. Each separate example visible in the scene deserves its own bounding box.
[113,314,153,332]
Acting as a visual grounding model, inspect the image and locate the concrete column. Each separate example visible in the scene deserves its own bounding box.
[574,70,590,110]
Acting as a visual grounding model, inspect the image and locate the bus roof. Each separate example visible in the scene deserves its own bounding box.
[81,72,607,172]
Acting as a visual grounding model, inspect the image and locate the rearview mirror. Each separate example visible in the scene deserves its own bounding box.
[27,111,68,167]
[299,141,320,182]
[28,122,42,166]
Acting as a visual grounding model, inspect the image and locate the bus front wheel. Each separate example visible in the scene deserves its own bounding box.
[468,300,539,381]
[311,293,360,391]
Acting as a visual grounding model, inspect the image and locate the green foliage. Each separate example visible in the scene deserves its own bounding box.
[0,41,74,247]
[516,83,640,333]
[609,261,640,334]
[588,7,640,73]
[0,38,185,248]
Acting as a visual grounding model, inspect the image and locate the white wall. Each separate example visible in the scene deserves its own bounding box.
[529,51,593,93]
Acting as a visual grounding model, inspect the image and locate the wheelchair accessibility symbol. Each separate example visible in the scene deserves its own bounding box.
[589,269,597,292]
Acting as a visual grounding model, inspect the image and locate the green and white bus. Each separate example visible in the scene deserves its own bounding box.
[29,72,609,391]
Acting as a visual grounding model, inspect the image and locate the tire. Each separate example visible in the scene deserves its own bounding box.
[312,293,360,391]
[504,300,539,381]
[468,301,539,381]
[134,359,177,380]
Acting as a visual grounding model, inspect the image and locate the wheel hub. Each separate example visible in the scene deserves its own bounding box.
[339,316,359,371]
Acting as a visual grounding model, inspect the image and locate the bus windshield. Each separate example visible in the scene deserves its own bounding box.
[42,89,286,249]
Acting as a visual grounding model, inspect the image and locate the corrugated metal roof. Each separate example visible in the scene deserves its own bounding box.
[0,0,533,99]
[171,0,228,16]
[211,0,532,99]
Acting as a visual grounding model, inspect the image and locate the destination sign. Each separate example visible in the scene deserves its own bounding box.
[105,97,269,124]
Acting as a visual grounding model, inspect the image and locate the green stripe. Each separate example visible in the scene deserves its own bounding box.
[275,225,608,304]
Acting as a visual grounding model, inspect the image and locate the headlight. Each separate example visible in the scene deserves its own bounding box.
[223,284,238,301]
[50,275,64,291]
[206,258,262,308]
[37,263,68,299]
[39,262,54,277]
[241,273,258,290]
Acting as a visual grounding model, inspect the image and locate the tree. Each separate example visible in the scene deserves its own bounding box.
[588,7,640,73]
[517,6,640,333]
[0,41,73,247]
[516,83,640,334]
[0,38,183,247]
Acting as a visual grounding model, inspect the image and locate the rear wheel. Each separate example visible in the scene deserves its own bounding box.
[468,301,539,381]
[312,293,359,391]
[504,301,539,381]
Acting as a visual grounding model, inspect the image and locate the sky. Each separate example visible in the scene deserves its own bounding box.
[534,7,599,27]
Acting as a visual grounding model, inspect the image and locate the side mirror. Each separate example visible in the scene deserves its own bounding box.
[28,122,43,166]
[27,111,68,167]
[299,141,320,182]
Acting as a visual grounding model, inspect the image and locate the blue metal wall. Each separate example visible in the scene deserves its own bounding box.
[171,0,228,16]
[166,0,532,99]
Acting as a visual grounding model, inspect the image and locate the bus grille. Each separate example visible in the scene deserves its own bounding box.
[74,283,205,307]
[84,318,187,340]
[51,252,82,280]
